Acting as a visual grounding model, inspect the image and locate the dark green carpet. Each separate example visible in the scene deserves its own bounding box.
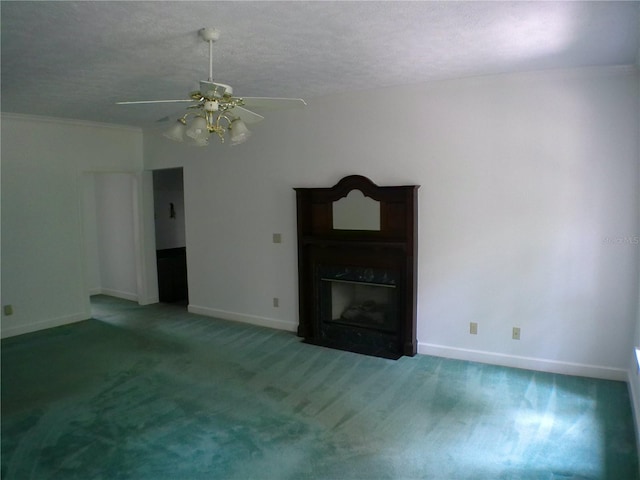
[2,296,638,479]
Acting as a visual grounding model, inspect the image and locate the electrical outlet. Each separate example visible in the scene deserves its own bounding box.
[512,327,521,340]
[272,233,282,244]
[273,297,279,308]
[3,305,13,316]
[470,322,478,335]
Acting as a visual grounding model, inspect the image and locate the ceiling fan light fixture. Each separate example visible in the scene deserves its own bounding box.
[162,120,186,142]
[185,116,209,141]
[229,118,251,146]
[119,27,305,148]
[187,136,210,147]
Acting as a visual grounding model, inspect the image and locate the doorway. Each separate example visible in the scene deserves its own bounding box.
[153,168,189,304]
[82,172,139,301]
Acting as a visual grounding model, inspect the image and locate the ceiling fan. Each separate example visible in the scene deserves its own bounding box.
[117,27,306,146]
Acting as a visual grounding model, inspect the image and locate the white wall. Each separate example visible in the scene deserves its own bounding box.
[144,66,639,380]
[81,171,158,304]
[82,173,101,294]
[94,173,139,300]
[631,287,640,458]
[1,114,143,338]
[628,58,640,454]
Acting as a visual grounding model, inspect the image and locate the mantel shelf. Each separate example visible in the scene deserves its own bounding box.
[301,236,408,249]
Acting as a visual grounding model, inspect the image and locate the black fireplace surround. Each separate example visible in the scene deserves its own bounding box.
[295,175,419,359]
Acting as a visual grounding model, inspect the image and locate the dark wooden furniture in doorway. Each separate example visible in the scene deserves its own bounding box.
[295,175,419,359]
[156,247,188,303]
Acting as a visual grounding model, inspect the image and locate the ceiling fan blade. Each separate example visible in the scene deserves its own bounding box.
[240,97,307,110]
[116,99,195,105]
[232,106,265,124]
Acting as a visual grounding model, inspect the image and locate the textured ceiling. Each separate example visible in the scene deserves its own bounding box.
[2,1,639,128]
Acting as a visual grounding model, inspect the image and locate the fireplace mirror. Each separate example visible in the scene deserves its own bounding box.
[332,189,380,231]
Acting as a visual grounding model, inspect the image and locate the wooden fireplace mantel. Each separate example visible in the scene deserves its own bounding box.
[294,175,419,359]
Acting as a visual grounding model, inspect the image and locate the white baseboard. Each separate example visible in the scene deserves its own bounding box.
[138,296,159,306]
[188,304,298,333]
[90,289,153,304]
[98,288,138,302]
[1,312,89,339]
[418,342,627,381]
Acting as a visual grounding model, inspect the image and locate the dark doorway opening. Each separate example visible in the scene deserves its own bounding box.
[153,168,188,305]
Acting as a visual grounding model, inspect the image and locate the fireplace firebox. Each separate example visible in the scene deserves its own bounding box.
[295,175,419,359]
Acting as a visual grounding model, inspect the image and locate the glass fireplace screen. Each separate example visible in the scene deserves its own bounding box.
[320,278,397,332]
